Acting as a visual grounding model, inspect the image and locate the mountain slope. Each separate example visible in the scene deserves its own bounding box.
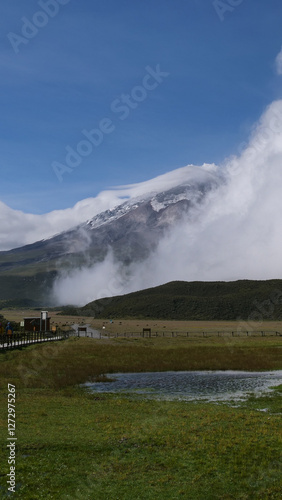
[62,279,282,321]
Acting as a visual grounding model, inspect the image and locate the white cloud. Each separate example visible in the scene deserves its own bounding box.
[275,47,282,75]
[0,192,122,251]
[51,99,282,305]
[52,251,128,306]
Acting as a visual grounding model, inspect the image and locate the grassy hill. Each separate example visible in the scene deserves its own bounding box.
[60,279,282,320]
[0,271,57,308]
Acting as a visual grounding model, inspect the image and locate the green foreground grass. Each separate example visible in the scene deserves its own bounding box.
[0,336,281,499]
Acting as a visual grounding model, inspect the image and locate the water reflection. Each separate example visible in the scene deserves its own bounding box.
[85,371,282,402]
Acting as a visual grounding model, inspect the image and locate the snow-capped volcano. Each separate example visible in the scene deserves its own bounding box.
[84,180,215,231]
[2,100,282,306]
[0,167,222,305]
[58,173,221,264]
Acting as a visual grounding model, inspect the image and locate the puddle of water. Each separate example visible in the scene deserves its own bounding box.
[84,370,282,403]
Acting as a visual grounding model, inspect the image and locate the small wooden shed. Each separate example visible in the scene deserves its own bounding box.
[24,311,50,332]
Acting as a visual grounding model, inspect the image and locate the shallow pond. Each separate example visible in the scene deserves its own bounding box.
[85,370,282,403]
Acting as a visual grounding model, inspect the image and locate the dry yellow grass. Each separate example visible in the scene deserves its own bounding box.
[88,318,282,336]
[3,308,282,336]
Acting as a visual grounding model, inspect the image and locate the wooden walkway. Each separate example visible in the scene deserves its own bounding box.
[0,332,67,350]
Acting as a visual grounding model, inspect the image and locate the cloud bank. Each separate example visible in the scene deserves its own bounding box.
[0,188,145,251]
[52,99,282,306]
[0,193,119,251]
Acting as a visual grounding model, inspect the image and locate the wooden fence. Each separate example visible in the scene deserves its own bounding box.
[2,330,281,348]
[100,330,282,339]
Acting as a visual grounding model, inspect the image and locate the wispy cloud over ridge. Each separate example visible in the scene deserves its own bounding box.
[0,192,121,251]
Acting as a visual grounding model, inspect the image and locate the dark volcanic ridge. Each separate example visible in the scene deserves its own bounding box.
[59,279,282,321]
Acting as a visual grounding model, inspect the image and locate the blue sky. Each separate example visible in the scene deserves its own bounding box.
[1,0,282,214]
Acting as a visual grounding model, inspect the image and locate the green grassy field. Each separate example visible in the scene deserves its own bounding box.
[0,334,281,499]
